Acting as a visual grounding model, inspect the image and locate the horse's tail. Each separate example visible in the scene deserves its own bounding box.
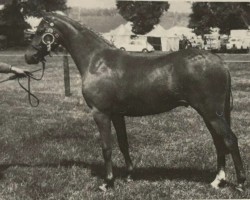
[225,69,233,127]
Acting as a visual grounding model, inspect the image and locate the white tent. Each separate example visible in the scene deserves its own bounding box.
[109,24,131,35]
[166,26,196,39]
[146,24,167,37]
[102,22,133,44]
[103,22,179,52]
[144,24,179,51]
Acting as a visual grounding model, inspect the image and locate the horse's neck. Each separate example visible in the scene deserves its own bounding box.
[56,18,109,76]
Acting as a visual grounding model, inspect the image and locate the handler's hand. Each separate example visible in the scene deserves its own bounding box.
[11,66,32,77]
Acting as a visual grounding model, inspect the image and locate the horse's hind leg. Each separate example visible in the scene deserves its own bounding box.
[112,115,134,181]
[203,113,246,191]
[92,108,114,191]
[202,118,227,189]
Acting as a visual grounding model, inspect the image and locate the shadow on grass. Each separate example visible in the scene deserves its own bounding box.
[0,160,216,184]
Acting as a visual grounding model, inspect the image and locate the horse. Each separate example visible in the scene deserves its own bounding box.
[24,12,246,192]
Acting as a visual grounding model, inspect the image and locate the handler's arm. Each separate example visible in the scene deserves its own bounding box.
[0,62,12,73]
[0,62,30,76]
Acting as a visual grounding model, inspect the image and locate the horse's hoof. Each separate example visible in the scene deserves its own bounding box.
[235,184,245,192]
[98,179,114,192]
[211,180,220,189]
[99,183,108,192]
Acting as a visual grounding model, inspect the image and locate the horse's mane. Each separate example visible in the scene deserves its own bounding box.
[49,12,116,49]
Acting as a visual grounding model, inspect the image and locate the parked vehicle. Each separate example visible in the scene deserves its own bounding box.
[191,36,204,49]
[230,29,250,39]
[115,40,154,53]
[226,37,249,53]
[204,34,221,51]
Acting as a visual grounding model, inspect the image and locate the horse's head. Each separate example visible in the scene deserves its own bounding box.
[25,13,61,64]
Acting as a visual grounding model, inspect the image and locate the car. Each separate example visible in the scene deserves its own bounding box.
[115,40,154,53]
[204,38,221,51]
[226,38,249,53]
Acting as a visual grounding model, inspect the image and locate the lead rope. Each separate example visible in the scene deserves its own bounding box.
[17,61,46,107]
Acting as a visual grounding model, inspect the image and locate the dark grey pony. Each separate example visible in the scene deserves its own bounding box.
[25,13,246,192]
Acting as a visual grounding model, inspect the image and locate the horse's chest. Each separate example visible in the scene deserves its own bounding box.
[81,68,116,109]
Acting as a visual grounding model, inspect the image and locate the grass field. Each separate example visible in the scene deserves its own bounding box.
[0,52,249,199]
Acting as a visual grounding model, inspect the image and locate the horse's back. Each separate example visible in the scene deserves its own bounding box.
[95,48,226,73]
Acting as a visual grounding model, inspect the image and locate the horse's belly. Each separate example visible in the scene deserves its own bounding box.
[124,106,177,117]
[113,97,180,116]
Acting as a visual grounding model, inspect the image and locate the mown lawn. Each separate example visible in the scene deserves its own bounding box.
[0,52,249,199]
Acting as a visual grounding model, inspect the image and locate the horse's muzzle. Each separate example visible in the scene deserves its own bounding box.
[25,54,40,65]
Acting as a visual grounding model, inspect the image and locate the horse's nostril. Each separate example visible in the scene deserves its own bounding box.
[25,54,39,64]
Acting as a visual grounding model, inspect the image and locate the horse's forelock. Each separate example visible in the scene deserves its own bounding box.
[51,11,67,16]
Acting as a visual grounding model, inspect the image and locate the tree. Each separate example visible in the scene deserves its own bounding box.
[0,0,67,46]
[21,0,67,17]
[189,2,250,35]
[116,1,169,35]
[0,0,11,4]
[0,0,29,45]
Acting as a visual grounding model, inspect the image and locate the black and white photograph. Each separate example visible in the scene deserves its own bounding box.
[0,0,249,199]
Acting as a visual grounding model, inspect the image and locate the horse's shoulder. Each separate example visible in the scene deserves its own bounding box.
[89,48,121,74]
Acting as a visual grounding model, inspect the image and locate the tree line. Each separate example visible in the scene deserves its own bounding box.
[189,2,250,35]
[0,0,66,46]
[0,0,249,47]
[116,1,250,35]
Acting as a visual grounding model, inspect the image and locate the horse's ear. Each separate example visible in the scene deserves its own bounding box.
[40,13,53,24]
[39,10,51,22]
[39,10,47,18]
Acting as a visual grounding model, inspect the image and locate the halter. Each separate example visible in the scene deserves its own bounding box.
[32,20,60,59]
[42,32,55,52]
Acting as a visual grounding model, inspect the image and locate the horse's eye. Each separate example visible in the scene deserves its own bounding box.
[37,28,45,34]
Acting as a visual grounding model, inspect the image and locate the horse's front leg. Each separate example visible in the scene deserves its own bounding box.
[92,108,114,191]
[112,115,134,181]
